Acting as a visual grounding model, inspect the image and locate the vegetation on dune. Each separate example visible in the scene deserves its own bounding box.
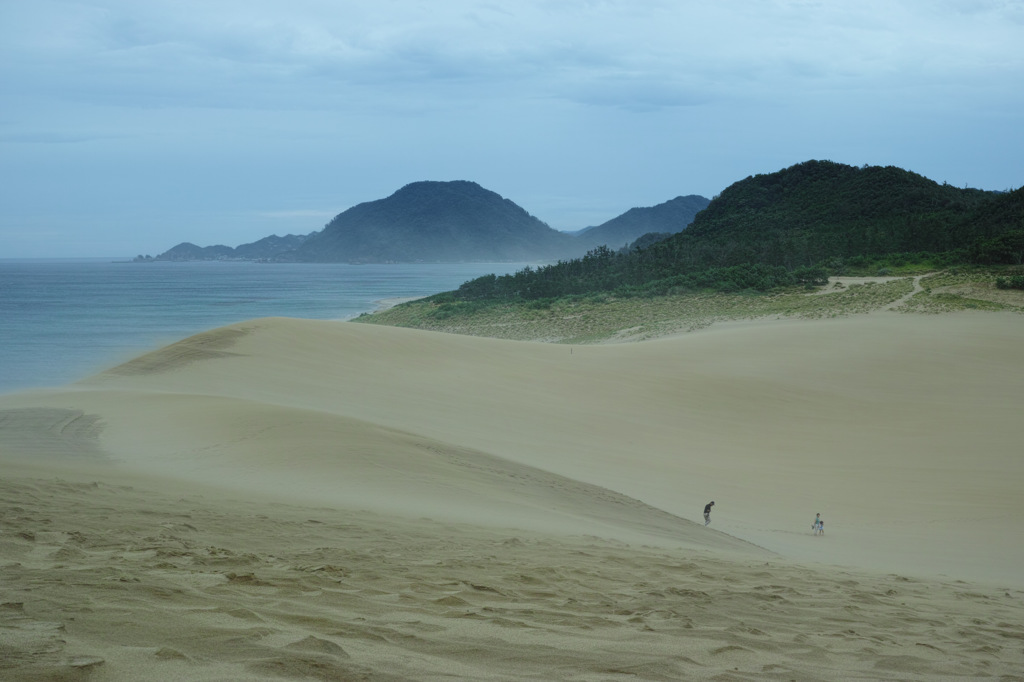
[356,160,1024,341]
[995,274,1024,290]
[358,269,1022,343]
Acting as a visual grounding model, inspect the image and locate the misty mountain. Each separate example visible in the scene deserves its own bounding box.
[140,233,311,262]
[575,195,711,250]
[280,181,576,263]
[141,183,712,264]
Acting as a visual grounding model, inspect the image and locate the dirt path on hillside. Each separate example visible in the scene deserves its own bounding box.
[882,274,927,311]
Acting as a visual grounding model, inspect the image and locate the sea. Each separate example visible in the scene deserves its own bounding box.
[0,259,532,394]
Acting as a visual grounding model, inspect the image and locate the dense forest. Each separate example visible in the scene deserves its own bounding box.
[438,161,1024,302]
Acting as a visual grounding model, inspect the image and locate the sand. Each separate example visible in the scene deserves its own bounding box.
[2,310,1023,680]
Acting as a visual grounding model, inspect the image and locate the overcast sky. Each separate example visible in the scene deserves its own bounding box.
[2,0,1022,257]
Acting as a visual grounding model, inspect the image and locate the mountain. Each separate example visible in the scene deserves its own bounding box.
[141,233,311,262]
[664,160,1014,268]
[234,233,314,260]
[575,195,710,250]
[441,160,1024,301]
[145,243,235,262]
[282,181,576,263]
[141,183,714,264]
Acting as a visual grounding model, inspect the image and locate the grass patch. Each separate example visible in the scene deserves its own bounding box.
[355,269,1021,343]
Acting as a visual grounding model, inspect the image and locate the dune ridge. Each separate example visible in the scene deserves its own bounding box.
[2,309,1023,679]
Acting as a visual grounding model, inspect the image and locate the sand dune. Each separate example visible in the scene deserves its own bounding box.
[2,310,1023,679]
[3,470,1023,681]
[74,313,1024,582]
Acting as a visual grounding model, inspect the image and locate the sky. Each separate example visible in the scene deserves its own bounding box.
[1,0,1022,258]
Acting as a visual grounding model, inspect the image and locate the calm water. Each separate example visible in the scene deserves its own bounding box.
[0,259,529,393]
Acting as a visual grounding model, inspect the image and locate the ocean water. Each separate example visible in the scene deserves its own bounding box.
[0,259,530,393]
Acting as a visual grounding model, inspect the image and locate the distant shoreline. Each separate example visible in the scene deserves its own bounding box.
[371,296,426,311]
[0,256,135,263]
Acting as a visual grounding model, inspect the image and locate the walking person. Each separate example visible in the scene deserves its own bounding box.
[704,501,715,526]
[812,513,823,535]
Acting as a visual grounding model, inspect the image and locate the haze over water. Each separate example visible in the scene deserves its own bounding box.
[0,259,528,392]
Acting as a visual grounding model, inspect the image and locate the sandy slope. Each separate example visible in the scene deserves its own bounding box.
[66,313,1024,582]
[2,310,1023,679]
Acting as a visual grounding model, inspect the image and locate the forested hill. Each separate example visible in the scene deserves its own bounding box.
[282,180,576,263]
[667,160,1014,268]
[443,160,1024,301]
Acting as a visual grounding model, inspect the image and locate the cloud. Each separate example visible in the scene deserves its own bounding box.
[558,76,711,111]
[4,0,1021,114]
[1,0,1021,257]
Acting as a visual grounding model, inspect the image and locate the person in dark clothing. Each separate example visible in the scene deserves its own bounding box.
[704,501,715,526]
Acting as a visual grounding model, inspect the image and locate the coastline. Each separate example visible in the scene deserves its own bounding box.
[0,260,530,393]
[369,295,426,312]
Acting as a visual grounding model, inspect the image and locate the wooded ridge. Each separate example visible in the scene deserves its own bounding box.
[434,160,1023,302]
